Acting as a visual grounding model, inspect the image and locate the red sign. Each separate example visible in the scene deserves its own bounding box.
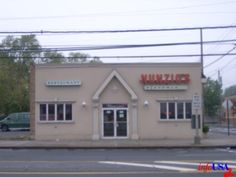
[140,73,190,84]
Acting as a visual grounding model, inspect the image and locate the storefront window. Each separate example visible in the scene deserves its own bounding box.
[39,103,73,122]
[57,104,64,121]
[177,103,184,119]
[39,104,46,121]
[48,104,55,121]
[160,103,167,119]
[185,102,192,119]
[168,102,175,119]
[65,104,72,121]
[159,101,192,120]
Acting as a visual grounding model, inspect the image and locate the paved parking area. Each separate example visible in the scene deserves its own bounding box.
[0,130,30,140]
[0,125,236,143]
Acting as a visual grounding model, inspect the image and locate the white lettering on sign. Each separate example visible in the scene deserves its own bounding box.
[46,80,82,86]
[192,94,201,110]
[144,85,188,91]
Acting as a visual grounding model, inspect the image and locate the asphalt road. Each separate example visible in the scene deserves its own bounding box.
[0,148,235,177]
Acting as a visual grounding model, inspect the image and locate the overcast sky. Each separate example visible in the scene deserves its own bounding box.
[0,0,236,89]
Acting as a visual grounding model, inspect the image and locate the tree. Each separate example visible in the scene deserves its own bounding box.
[0,35,96,115]
[89,56,102,63]
[67,53,102,63]
[68,52,89,63]
[1,35,41,66]
[203,78,223,118]
[0,35,41,114]
[42,51,65,63]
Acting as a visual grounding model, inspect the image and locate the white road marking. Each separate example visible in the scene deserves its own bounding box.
[155,160,236,169]
[155,161,200,166]
[99,161,196,172]
[216,149,236,153]
[220,160,236,164]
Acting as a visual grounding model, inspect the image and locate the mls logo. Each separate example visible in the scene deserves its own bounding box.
[213,163,229,171]
[224,168,235,177]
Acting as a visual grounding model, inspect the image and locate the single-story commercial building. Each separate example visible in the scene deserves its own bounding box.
[30,63,203,141]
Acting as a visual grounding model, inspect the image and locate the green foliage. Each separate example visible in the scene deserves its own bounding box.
[224,85,236,97]
[89,56,102,63]
[203,78,222,117]
[1,35,41,66]
[0,35,94,115]
[68,53,102,63]
[202,125,209,134]
[68,52,89,63]
[0,35,40,114]
[42,51,65,63]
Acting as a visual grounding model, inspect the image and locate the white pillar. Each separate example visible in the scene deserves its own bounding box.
[92,101,99,140]
[131,100,139,140]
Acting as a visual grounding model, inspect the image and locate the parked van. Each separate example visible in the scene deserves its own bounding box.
[0,112,30,132]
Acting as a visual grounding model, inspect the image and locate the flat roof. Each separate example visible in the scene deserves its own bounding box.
[35,62,201,69]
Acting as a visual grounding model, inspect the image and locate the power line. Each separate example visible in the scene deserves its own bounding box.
[204,45,236,68]
[39,43,236,48]
[1,53,236,59]
[1,39,236,52]
[0,25,236,34]
[220,57,236,71]
[207,70,218,78]
[208,58,236,77]
[205,20,236,53]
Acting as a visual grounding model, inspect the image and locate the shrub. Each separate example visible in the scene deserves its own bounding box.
[202,125,209,134]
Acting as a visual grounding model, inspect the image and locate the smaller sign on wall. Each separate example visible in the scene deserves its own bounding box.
[144,84,188,91]
[192,93,201,110]
[46,80,82,86]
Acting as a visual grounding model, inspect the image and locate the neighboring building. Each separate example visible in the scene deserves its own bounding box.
[30,63,203,141]
[223,95,236,124]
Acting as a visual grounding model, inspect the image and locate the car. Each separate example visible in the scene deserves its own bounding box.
[0,115,7,121]
[0,112,30,132]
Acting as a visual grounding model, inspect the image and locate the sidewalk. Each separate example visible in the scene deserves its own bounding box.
[0,132,235,149]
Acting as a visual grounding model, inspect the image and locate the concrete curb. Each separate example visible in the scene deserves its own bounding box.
[0,146,235,149]
[0,140,235,149]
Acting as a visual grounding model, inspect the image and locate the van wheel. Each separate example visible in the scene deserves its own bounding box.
[1,125,9,132]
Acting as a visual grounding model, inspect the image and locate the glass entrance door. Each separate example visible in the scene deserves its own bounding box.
[116,109,127,137]
[103,104,128,138]
[103,109,115,137]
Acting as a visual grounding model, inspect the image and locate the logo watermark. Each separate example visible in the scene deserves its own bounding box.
[198,162,235,177]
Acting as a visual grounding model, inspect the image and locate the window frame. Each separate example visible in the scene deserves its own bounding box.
[177,102,184,119]
[160,102,168,120]
[185,102,192,119]
[38,102,73,123]
[159,101,192,121]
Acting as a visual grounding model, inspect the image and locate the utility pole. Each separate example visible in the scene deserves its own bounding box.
[200,28,203,75]
[227,100,230,136]
[218,70,222,85]
[200,28,205,128]
[218,70,223,124]
[193,93,201,144]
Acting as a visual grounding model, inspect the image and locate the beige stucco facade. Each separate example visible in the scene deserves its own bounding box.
[32,63,203,141]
